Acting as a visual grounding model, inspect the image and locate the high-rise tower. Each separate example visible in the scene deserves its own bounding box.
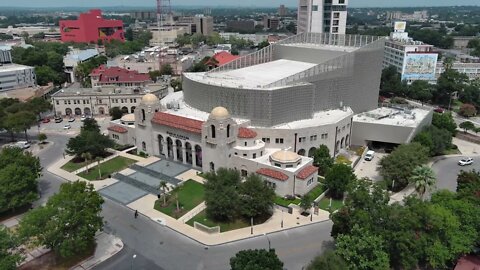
[297,0,348,34]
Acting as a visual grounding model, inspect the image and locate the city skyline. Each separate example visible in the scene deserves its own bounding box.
[0,0,479,8]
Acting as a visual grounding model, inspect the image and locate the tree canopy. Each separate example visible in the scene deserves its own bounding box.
[230,249,283,270]
[413,125,452,156]
[306,250,348,270]
[432,112,457,135]
[324,163,356,199]
[0,226,21,270]
[19,181,104,258]
[66,118,114,158]
[312,145,334,176]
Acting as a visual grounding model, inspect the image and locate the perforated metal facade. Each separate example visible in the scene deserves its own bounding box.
[182,33,385,127]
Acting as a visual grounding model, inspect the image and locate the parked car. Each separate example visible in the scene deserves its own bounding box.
[434,107,445,113]
[364,150,375,161]
[81,115,86,121]
[68,117,75,122]
[42,118,50,123]
[55,117,63,123]
[458,157,473,166]
[15,141,31,149]
[63,124,71,130]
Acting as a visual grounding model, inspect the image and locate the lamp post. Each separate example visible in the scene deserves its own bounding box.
[281,210,284,228]
[263,233,271,251]
[131,254,137,270]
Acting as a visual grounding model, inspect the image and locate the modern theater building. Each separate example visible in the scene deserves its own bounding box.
[108,32,386,197]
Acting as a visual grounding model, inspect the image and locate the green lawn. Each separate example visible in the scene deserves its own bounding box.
[61,160,87,172]
[274,196,301,207]
[186,210,250,232]
[154,180,205,219]
[77,156,136,181]
[318,197,344,212]
[305,184,326,200]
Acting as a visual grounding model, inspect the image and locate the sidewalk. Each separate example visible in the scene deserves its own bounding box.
[72,232,124,270]
[127,194,331,246]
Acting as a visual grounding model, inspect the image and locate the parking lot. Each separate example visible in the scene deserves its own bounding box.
[34,115,112,136]
[354,152,388,182]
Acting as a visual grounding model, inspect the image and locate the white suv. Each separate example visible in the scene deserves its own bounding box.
[364,150,375,161]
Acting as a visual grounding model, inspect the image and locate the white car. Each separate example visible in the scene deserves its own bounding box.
[364,150,375,161]
[63,124,71,130]
[15,141,31,149]
[80,115,86,121]
[458,157,473,166]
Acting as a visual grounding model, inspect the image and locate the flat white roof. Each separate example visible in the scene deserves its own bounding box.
[185,59,316,89]
[280,43,357,52]
[0,63,33,73]
[353,107,431,127]
[161,91,352,129]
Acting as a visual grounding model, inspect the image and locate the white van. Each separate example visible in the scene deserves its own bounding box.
[364,150,375,161]
[15,141,31,149]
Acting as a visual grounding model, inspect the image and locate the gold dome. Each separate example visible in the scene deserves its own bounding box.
[270,150,301,163]
[141,93,159,105]
[209,106,230,120]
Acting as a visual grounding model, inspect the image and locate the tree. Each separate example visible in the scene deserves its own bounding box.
[434,66,468,105]
[459,121,475,133]
[82,118,101,133]
[379,143,429,191]
[80,152,92,172]
[38,133,47,144]
[158,180,169,206]
[413,125,452,156]
[324,163,355,199]
[4,111,37,141]
[125,27,134,41]
[307,250,348,270]
[458,103,477,118]
[66,119,114,158]
[380,66,404,96]
[0,226,22,270]
[312,145,334,176]
[432,112,457,135]
[19,181,104,258]
[148,70,162,82]
[160,64,174,76]
[238,174,275,219]
[28,97,52,119]
[408,80,432,104]
[456,170,480,204]
[410,165,436,200]
[109,107,124,120]
[170,78,182,92]
[230,249,283,270]
[257,40,270,49]
[336,225,390,270]
[300,194,313,213]
[204,168,241,221]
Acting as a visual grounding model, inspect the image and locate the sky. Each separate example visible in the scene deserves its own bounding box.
[0,0,479,8]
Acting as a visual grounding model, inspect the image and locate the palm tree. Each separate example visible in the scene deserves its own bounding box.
[158,180,169,206]
[81,152,92,172]
[410,165,436,200]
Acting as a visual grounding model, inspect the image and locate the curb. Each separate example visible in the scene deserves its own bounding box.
[70,233,124,270]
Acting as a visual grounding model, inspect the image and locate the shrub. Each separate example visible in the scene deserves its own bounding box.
[458,103,477,117]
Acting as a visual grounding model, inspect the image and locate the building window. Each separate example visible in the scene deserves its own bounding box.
[253,153,256,159]
[56,100,59,105]
[312,5,318,11]
[235,152,238,155]
[274,163,281,167]
[299,137,306,143]
[307,177,314,186]
[211,125,216,138]
[142,141,146,151]
[286,164,293,168]
[275,138,284,144]
[227,124,231,138]
[321,133,328,139]
[310,135,317,141]
[244,142,247,146]
[243,154,247,157]
[241,169,248,177]
[262,138,270,143]
[266,181,276,189]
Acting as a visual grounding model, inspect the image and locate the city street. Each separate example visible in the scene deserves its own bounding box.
[431,155,480,192]
[26,131,334,270]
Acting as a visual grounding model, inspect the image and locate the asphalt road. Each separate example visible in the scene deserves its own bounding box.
[25,131,334,270]
[431,155,480,193]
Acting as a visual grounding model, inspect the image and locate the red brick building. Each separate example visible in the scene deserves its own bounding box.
[60,9,125,43]
[90,65,152,88]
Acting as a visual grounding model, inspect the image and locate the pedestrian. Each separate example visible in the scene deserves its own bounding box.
[63,152,65,159]
[134,210,138,219]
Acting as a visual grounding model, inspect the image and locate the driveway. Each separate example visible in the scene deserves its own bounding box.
[354,153,388,182]
[431,155,480,192]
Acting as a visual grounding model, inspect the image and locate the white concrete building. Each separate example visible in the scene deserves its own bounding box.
[0,46,12,64]
[63,49,99,83]
[383,22,438,84]
[0,63,36,92]
[436,61,480,81]
[51,84,168,117]
[297,0,348,34]
[352,107,433,147]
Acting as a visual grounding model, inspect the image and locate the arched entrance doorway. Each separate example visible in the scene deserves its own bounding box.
[297,149,306,156]
[74,108,82,115]
[341,137,345,149]
[121,107,129,114]
[167,137,173,159]
[98,107,105,115]
[158,135,164,155]
[308,147,316,157]
[84,107,91,116]
[175,140,183,162]
[194,145,202,167]
[65,108,72,116]
[185,142,192,165]
[131,106,136,113]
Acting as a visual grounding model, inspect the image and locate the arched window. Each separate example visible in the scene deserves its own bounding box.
[211,125,216,138]
[141,109,146,121]
[227,124,231,138]
[209,162,215,172]
[142,141,146,151]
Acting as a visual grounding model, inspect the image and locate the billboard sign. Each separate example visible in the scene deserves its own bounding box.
[394,21,406,32]
[402,53,438,81]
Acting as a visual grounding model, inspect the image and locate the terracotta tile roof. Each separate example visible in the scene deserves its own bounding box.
[90,65,151,83]
[256,168,289,182]
[206,51,240,67]
[152,112,204,134]
[296,165,318,180]
[238,127,257,139]
[107,125,128,134]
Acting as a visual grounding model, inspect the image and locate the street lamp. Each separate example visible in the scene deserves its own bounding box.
[131,254,137,270]
[263,233,271,251]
